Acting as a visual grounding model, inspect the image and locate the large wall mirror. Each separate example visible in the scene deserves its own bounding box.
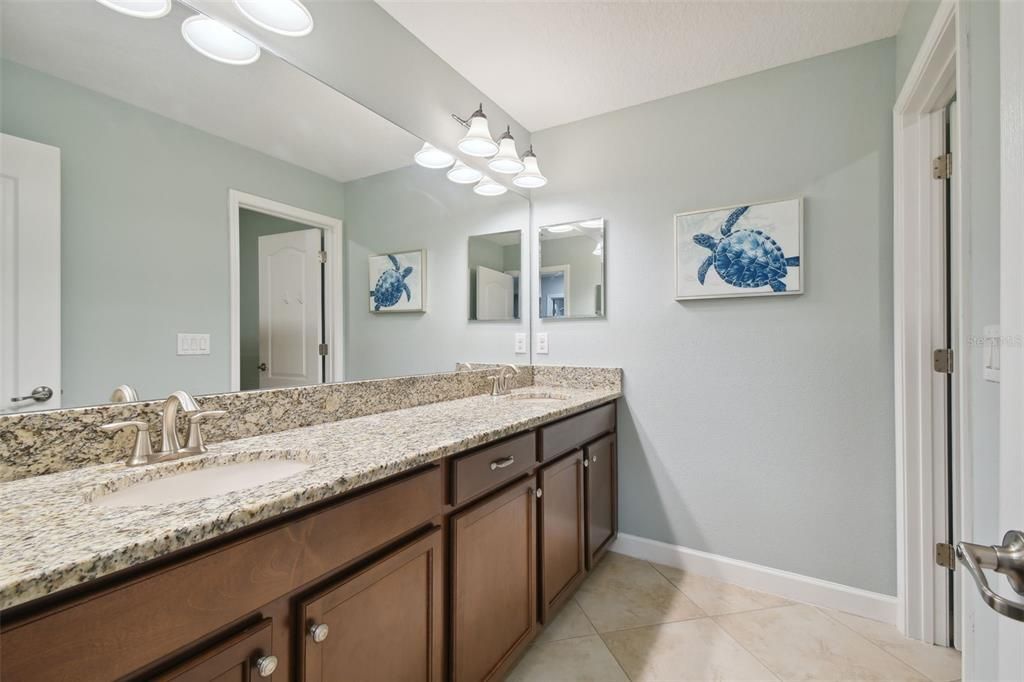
[468,230,523,321]
[538,219,605,319]
[0,0,529,413]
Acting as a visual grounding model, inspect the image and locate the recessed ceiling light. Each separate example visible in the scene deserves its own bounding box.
[546,224,576,233]
[447,161,483,185]
[513,146,547,188]
[414,142,455,169]
[233,0,313,37]
[474,176,508,197]
[94,0,172,19]
[181,15,261,66]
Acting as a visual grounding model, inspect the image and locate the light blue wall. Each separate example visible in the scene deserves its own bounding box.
[895,0,941,91]
[0,60,344,406]
[532,39,898,594]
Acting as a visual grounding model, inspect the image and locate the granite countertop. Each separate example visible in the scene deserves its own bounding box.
[0,386,620,611]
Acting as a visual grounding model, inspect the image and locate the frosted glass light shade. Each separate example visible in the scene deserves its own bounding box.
[579,218,604,229]
[182,15,261,65]
[512,149,547,188]
[458,114,498,158]
[487,131,524,174]
[233,0,314,37]
[546,223,576,233]
[414,143,455,169]
[447,161,483,185]
[473,176,508,197]
[95,0,172,18]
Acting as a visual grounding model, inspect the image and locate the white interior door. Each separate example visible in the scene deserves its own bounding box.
[0,134,61,413]
[257,229,322,389]
[476,265,514,320]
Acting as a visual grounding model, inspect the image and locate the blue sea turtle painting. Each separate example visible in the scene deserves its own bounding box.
[370,254,414,311]
[693,206,800,293]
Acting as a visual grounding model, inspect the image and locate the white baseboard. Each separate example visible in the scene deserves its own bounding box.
[612,533,898,625]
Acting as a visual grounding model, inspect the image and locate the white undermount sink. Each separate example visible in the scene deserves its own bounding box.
[91,459,312,508]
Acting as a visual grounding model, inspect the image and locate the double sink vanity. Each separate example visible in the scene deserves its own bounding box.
[0,366,621,681]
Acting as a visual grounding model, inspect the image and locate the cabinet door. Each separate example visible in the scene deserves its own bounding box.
[153,619,277,682]
[451,477,537,682]
[299,528,444,682]
[585,434,617,569]
[538,451,586,622]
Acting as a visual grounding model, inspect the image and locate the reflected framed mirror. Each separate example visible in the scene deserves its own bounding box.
[0,0,529,413]
[468,230,523,321]
[538,218,605,319]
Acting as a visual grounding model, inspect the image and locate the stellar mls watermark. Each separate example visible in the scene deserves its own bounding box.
[966,333,1024,347]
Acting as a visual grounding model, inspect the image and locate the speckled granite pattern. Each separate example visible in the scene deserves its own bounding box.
[0,367,533,482]
[532,365,622,391]
[0,384,620,610]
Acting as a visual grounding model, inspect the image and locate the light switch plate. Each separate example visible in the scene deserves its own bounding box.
[536,332,549,355]
[983,324,1000,382]
[514,333,527,354]
[177,333,211,356]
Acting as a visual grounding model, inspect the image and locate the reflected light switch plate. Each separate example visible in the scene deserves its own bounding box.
[514,333,527,354]
[177,333,211,356]
[983,324,1000,382]
[536,332,549,355]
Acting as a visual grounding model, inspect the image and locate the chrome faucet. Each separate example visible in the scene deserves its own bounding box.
[489,364,521,396]
[100,390,225,467]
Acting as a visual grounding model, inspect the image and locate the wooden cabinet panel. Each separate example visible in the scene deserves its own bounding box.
[152,619,276,682]
[299,528,444,682]
[0,465,442,682]
[538,403,615,462]
[584,434,617,569]
[451,478,537,682]
[538,451,586,622]
[451,432,536,506]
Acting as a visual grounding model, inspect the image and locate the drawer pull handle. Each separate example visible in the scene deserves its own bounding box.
[310,623,330,643]
[490,456,515,471]
[254,654,278,678]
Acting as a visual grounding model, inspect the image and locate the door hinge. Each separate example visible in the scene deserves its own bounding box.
[318,343,328,356]
[318,250,327,264]
[933,348,954,374]
[936,542,956,570]
[932,153,952,179]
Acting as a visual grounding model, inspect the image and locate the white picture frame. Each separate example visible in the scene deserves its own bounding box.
[368,249,426,313]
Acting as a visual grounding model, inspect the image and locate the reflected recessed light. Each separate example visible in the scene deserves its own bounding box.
[546,224,576,233]
[94,0,172,19]
[447,161,483,185]
[233,0,314,37]
[579,218,604,229]
[182,15,261,66]
[474,176,508,197]
[414,142,455,169]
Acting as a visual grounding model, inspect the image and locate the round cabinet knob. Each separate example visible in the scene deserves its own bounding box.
[254,655,278,678]
[310,622,330,643]
[535,488,543,499]
[592,454,598,463]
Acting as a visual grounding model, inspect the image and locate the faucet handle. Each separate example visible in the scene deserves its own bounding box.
[100,420,153,467]
[184,409,226,454]
[487,376,501,396]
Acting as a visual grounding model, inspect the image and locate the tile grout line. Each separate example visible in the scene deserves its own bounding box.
[572,593,633,682]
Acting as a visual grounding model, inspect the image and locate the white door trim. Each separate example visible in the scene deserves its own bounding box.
[228,189,343,391]
[893,0,970,646]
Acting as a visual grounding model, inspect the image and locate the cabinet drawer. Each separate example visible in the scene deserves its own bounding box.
[153,619,275,682]
[0,465,443,682]
[451,432,535,506]
[538,403,615,462]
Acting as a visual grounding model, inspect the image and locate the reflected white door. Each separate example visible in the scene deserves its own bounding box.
[476,265,514,320]
[257,229,322,389]
[0,134,61,413]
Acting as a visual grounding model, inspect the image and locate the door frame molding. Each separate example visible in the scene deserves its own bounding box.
[228,189,343,391]
[892,0,971,646]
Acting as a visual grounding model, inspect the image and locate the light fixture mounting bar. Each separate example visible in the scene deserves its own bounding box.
[451,103,485,129]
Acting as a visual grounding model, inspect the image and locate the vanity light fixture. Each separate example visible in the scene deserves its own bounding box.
[94,0,172,19]
[546,223,576,233]
[473,176,508,197]
[446,160,483,185]
[512,146,548,189]
[414,142,455,169]
[488,127,525,175]
[233,0,314,37]
[453,104,499,158]
[182,15,261,65]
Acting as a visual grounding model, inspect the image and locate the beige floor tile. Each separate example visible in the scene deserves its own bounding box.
[537,599,598,643]
[716,604,928,681]
[652,563,793,616]
[820,608,962,682]
[575,553,705,632]
[506,635,629,682]
[602,617,779,681]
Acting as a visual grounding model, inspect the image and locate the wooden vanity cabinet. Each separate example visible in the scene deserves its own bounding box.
[450,476,538,682]
[299,528,444,682]
[537,450,586,622]
[584,433,617,569]
[153,619,277,682]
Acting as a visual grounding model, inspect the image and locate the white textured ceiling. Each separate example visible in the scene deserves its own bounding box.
[378,0,908,131]
[1,1,421,184]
